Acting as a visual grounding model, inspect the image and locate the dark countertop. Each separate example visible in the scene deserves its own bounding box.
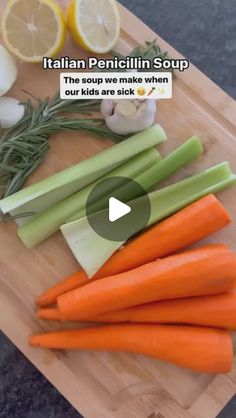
[0,1,235,417]
[121,0,236,100]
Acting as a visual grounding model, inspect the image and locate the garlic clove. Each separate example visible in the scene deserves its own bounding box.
[100,99,115,117]
[133,99,146,108]
[0,45,18,97]
[105,113,137,135]
[101,98,157,135]
[139,101,148,112]
[134,99,146,104]
[0,97,25,129]
[116,100,137,117]
[137,100,156,116]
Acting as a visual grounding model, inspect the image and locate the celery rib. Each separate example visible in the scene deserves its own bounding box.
[146,162,234,225]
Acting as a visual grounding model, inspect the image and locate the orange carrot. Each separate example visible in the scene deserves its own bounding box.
[58,244,236,321]
[29,324,233,374]
[92,293,236,329]
[37,307,61,321]
[39,292,236,330]
[36,273,84,307]
[36,195,231,307]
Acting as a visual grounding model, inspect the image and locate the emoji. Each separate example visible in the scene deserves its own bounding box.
[137,87,146,96]
[147,87,156,96]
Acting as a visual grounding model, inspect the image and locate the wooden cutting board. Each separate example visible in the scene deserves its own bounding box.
[0,1,236,417]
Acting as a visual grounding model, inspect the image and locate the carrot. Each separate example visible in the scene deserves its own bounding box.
[29,324,233,374]
[36,273,85,307]
[39,292,236,330]
[57,244,236,321]
[36,195,231,307]
[37,307,61,321]
[92,293,236,329]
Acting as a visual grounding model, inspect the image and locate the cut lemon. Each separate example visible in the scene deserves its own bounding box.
[1,0,66,63]
[67,0,120,54]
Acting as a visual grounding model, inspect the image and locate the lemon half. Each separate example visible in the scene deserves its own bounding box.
[1,0,66,63]
[67,0,120,54]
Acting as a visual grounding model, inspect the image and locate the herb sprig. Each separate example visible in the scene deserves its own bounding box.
[99,40,174,73]
[114,39,171,64]
[96,39,174,75]
[0,92,123,198]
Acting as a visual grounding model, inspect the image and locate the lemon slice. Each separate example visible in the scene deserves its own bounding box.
[1,0,66,63]
[67,0,120,54]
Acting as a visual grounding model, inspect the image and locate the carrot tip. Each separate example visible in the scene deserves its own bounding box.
[29,336,38,346]
[37,308,61,321]
[36,309,45,319]
[35,296,45,307]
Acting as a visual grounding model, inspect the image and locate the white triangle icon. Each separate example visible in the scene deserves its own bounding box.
[109,197,131,222]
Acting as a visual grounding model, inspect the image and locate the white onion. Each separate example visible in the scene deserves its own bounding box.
[0,44,18,97]
[0,97,25,129]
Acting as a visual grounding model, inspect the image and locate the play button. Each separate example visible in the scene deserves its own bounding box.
[109,197,131,222]
[86,176,151,242]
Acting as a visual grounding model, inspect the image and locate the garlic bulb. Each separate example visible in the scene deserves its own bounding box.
[0,44,18,97]
[101,99,156,135]
[0,97,25,129]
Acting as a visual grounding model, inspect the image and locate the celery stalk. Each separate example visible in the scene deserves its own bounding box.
[17,148,161,248]
[61,162,236,277]
[0,124,167,219]
[68,136,203,222]
[141,162,235,225]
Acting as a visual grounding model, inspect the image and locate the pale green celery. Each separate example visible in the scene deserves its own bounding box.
[68,136,203,222]
[17,148,160,248]
[0,124,167,220]
[61,216,123,278]
[61,162,236,278]
[143,163,235,226]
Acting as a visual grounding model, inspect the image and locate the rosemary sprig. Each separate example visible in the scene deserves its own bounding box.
[97,39,174,73]
[115,39,168,59]
[0,92,123,198]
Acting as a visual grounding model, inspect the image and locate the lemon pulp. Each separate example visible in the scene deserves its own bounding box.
[67,0,120,54]
[1,0,66,63]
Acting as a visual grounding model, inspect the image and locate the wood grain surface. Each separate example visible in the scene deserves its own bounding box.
[0,1,236,417]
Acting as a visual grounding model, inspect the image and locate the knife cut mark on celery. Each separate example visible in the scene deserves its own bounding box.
[68,136,203,222]
[17,148,161,248]
[61,162,236,277]
[0,125,167,224]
